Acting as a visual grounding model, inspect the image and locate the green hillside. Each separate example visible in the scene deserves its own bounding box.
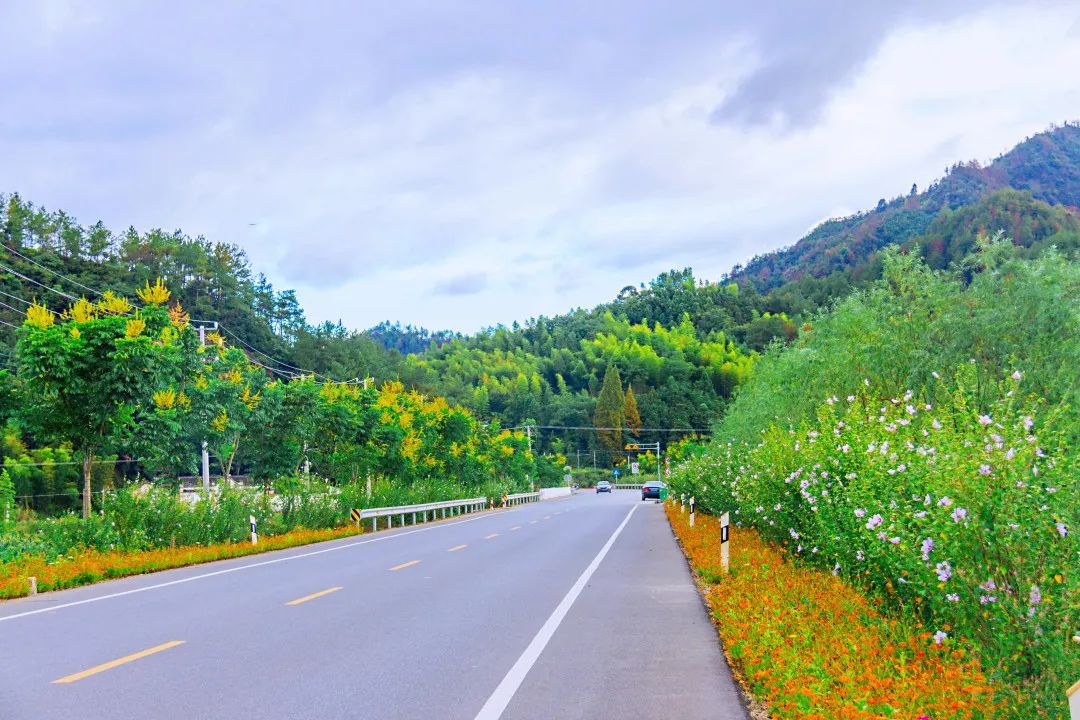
[3,123,1080,472]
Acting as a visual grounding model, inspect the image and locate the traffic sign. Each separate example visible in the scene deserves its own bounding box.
[350,508,362,523]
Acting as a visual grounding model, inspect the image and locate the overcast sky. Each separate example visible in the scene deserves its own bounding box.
[2,1,1080,333]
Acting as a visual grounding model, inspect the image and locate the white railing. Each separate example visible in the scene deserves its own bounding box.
[504,491,540,506]
[358,496,487,532]
[614,483,643,490]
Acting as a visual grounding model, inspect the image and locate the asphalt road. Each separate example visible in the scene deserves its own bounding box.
[0,491,747,720]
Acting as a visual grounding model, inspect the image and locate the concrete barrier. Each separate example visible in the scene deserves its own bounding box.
[538,487,572,500]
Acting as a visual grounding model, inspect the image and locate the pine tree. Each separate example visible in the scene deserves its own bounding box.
[594,364,623,462]
[623,386,642,438]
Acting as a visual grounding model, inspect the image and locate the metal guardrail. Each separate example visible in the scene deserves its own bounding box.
[504,491,540,506]
[358,496,487,531]
[614,483,644,490]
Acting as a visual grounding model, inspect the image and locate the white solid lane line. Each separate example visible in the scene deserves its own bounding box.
[473,503,638,720]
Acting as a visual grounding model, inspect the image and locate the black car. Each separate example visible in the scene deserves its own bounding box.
[641,480,665,500]
[596,480,612,493]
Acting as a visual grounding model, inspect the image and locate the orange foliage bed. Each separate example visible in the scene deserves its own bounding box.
[0,525,361,599]
[666,502,1001,719]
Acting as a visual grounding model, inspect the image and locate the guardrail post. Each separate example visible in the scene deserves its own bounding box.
[371,517,377,533]
[250,515,258,544]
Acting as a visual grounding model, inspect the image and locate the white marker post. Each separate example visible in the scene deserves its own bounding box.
[249,515,257,545]
[689,496,695,528]
[680,494,685,513]
[720,511,730,574]
[28,577,36,596]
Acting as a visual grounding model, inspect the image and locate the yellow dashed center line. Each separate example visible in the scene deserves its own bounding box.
[448,544,467,552]
[286,586,342,606]
[389,560,421,571]
[484,533,499,539]
[52,641,185,684]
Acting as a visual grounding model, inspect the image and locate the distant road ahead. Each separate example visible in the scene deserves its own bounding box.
[1,492,747,719]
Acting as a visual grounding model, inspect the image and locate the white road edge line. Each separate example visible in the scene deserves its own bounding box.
[473,503,638,720]
[0,509,513,623]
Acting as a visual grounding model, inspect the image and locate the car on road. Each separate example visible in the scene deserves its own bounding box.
[641,480,665,500]
[596,480,612,493]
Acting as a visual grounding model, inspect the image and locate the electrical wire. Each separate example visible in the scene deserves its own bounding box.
[0,288,32,306]
[513,425,713,433]
[0,261,78,301]
[0,244,103,296]
[1,249,342,383]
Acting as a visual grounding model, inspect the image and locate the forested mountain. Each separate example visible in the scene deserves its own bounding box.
[3,123,1080,468]
[732,121,1080,292]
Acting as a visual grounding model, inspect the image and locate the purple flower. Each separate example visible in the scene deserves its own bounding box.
[914,510,927,519]
[1011,370,1022,381]
[1005,448,1016,460]
[978,464,992,476]
[933,630,948,645]
[978,414,992,425]
[888,536,901,545]
[789,528,800,540]
[921,537,934,561]
[946,593,959,602]
[979,595,997,604]
[936,561,952,582]
[938,496,953,508]
[1057,522,1068,538]
[854,508,866,518]
[866,514,883,530]
[952,507,968,523]
[1029,585,1041,605]
[932,418,942,430]
[856,550,865,561]
[1024,416,1034,431]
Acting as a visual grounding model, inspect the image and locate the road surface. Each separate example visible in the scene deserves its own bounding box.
[0,491,747,719]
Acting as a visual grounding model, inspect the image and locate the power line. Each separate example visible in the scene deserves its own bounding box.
[217,323,325,380]
[514,425,713,433]
[0,244,103,297]
[0,318,20,330]
[0,288,31,306]
[1,248,338,383]
[0,261,78,301]
[0,300,25,315]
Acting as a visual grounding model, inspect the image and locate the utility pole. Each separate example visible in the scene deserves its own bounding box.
[525,425,533,491]
[196,321,218,498]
